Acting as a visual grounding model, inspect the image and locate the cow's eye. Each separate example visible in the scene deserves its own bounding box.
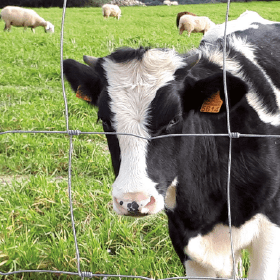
[166,116,180,132]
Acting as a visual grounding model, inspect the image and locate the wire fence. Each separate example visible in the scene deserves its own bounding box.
[1,0,279,279]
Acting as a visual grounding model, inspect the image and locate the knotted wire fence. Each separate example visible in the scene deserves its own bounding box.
[1,0,279,279]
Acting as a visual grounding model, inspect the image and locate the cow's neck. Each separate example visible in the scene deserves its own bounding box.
[175,111,228,233]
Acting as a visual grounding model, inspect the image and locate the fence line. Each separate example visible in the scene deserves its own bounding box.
[1,0,275,279]
[2,129,280,139]
[222,1,236,278]
[0,270,247,280]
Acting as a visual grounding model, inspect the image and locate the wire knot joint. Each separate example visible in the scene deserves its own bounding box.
[79,271,94,278]
[68,130,81,136]
[229,132,240,138]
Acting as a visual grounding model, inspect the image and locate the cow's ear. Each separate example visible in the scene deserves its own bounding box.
[182,72,248,113]
[63,59,102,107]
[175,53,201,81]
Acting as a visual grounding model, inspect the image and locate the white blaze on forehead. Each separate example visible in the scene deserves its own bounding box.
[103,48,186,137]
[103,48,186,147]
[102,48,186,200]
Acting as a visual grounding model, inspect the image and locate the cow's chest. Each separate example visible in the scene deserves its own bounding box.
[184,213,264,277]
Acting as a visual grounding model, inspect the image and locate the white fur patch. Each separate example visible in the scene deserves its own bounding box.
[201,41,242,76]
[102,49,186,214]
[164,177,177,210]
[232,38,280,126]
[203,10,278,43]
[184,214,280,279]
[202,36,280,126]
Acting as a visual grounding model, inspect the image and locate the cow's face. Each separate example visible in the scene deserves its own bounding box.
[64,48,200,216]
[65,46,250,216]
[97,48,190,216]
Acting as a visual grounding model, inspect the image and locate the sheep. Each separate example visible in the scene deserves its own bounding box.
[163,0,171,6]
[176,11,197,28]
[178,14,215,36]
[102,4,121,20]
[0,6,54,33]
[163,1,178,6]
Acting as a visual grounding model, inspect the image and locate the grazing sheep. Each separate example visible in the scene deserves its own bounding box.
[170,1,178,5]
[176,11,197,28]
[179,15,215,36]
[163,0,171,5]
[0,6,54,33]
[102,4,121,20]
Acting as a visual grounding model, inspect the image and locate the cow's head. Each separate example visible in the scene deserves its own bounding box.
[63,47,247,216]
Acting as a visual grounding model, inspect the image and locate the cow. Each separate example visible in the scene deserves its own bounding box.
[63,11,280,280]
[202,10,278,43]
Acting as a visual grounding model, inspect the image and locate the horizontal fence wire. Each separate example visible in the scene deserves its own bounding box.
[2,129,280,139]
[0,270,249,280]
[0,0,277,279]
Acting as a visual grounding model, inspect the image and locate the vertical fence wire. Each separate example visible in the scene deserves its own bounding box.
[60,0,69,132]
[223,0,231,136]
[60,0,83,277]
[222,1,237,279]
[67,134,82,277]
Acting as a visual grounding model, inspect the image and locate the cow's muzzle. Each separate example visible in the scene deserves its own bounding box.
[113,192,156,216]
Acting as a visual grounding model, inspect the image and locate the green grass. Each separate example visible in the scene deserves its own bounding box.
[1,1,280,279]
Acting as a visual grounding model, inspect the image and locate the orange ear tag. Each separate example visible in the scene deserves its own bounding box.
[76,85,92,102]
[200,91,223,113]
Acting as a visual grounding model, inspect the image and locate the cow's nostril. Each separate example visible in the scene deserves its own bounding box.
[114,193,157,215]
[127,201,139,213]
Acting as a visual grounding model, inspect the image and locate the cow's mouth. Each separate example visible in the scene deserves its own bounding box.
[125,212,149,217]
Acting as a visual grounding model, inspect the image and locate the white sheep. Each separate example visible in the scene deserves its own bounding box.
[170,1,178,5]
[163,0,171,5]
[179,14,215,36]
[102,4,121,20]
[0,6,54,33]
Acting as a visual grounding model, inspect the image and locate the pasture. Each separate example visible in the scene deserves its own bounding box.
[1,1,280,279]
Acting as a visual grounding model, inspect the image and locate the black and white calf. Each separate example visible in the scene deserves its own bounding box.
[63,11,280,280]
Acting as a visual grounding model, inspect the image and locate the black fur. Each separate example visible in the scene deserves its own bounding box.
[108,46,149,63]
[63,59,102,106]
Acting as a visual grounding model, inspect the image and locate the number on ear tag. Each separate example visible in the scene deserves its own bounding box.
[200,91,223,113]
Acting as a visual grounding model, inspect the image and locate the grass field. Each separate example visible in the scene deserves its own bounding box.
[1,1,280,279]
